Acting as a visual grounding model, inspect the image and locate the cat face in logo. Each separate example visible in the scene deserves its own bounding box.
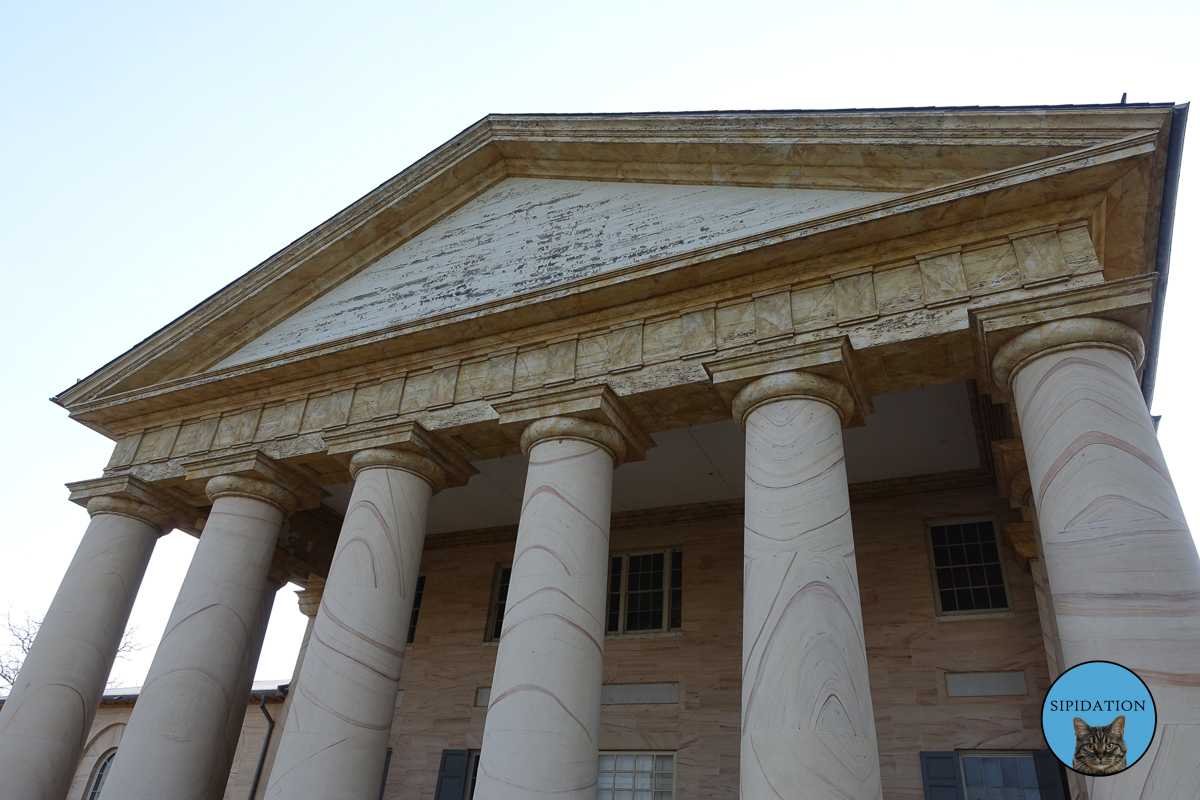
[1072,715,1127,775]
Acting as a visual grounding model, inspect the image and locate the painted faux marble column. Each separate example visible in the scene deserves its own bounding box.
[735,373,882,800]
[103,476,292,800]
[998,318,1200,798]
[250,578,322,800]
[0,497,170,800]
[476,417,626,800]
[264,450,442,800]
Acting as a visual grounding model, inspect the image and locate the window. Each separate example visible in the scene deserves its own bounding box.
[606,549,682,635]
[464,750,481,799]
[407,575,426,645]
[87,749,116,800]
[597,751,674,800]
[960,753,1041,798]
[484,565,512,642]
[925,518,1010,615]
[919,750,1068,800]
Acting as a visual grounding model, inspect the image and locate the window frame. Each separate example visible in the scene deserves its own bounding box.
[483,563,513,644]
[406,573,427,648]
[606,547,682,637]
[923,516,1015,620]
[596,749,676,800]
[86,748,117,800]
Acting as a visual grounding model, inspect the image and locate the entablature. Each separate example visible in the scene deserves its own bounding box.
[87,198,1122,493]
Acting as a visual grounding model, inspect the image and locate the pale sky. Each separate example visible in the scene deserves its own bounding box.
[2,0,1197,688]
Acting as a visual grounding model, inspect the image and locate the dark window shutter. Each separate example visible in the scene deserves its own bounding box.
[1034,749,1070,799]
[434,749,471,800]
[378,749,392,800]
[920,751,965,800]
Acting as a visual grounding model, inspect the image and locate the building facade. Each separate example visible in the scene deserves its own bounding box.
[0,105,1194,800]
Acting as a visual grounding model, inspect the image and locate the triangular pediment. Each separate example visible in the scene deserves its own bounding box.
[55,106,1178,431]
[218,178,900,368]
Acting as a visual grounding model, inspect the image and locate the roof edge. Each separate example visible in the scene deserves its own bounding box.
[1141,103,1189,408]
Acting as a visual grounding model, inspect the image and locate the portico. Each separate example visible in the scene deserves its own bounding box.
[1,105,1194,800]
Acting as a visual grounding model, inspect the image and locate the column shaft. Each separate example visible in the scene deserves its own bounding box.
[103,489,284,800]
[1013,344,1200,797]
[741,396,882,800]
[0,507,161,800]
[476,436,614,800]
[264,460,432,799]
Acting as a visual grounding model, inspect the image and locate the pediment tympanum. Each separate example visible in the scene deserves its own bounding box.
[218,178,899,369]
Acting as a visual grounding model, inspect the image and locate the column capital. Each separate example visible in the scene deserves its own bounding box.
[182,451,328,515]
[703,336,871,428]
[67,474,195,534]
[324,420,475,491]
[992,438,1034,510]
[731,372,855,431]
[970,274,1155,401]
[492,384,654,465]
[295,575,325,618]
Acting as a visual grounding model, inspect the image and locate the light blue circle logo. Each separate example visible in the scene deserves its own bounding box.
[1042,661,1156,776]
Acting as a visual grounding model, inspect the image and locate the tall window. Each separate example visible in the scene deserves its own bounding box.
[87,749,116,800]
[597,752,674,800]
[407,575,426,645]
[485,565,512,642]
[925,518,1010,615]
[607,549,682,635]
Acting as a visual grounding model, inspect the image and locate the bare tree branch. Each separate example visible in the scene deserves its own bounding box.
[0,607,144,692]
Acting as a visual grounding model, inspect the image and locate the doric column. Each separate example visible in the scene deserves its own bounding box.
[264,423,473,800]
[0,477,183,800]
[250,576,323,800]
[103,454,322,800]
[732,371,882,800]
[477,387,652,800]
[990,315,1200,797]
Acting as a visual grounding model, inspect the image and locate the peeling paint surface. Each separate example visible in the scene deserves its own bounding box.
[219,178,898,367]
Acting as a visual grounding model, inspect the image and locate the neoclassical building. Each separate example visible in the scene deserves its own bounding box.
[0,104,1194,800]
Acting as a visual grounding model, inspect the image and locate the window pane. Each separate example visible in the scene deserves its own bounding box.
[1023,790,1041,800]
[616,792,633,800]
[982,757,1002,786]
[1018,757,1038,787]
[599,773,615,788]
[655,755,673,770]
[963,757,983,786]
[635,755,652,771]
[635,772,652,789]
[608,558,623,633]
[967,789,986,800]
[654,773,673,789]
[1000,758,1021,787]
[597,792,613,800]
[407,575,426,644]
[1005,789,1023,800]
[930,521,1008,612]
[616,773,634,789]
[616,755,635,771]
[635,792,651,800]
[491,567,511,641]
[599,755,615,770]
[625,553,666,632]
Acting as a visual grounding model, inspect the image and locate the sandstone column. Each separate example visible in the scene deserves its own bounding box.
[735,373,882,800]
[263,449,447,800]
[995,317,1200,798]
[475,413,636,800]
[0,486,175,800]
[103,469,303,800]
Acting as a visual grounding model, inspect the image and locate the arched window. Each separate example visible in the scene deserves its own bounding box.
[86,749,116,800]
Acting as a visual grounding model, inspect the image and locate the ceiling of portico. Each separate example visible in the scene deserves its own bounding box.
[320,380,981,535]
[217,178,901,369]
